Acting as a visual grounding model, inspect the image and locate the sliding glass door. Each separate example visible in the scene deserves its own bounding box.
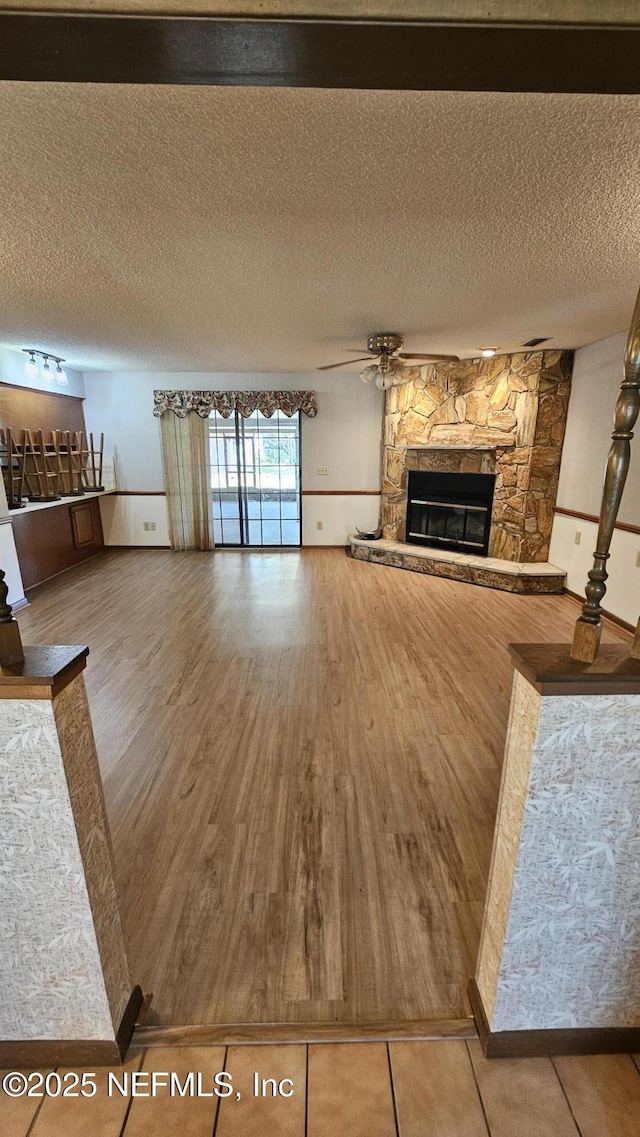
[209,409,301,546]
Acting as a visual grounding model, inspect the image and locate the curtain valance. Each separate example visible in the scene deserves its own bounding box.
[153,390,317,419]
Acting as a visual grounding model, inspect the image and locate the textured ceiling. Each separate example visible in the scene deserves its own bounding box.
[1,83,640,372]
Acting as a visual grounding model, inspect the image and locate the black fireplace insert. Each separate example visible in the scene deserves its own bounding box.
[406,470,496,556]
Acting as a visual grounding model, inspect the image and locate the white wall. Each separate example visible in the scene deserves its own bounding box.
[0,476,26,610]
[550,332,640,625]
[83,370,383,547]
[0,345,84,399]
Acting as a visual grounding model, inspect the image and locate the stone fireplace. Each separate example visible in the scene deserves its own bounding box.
[381,349,573,563]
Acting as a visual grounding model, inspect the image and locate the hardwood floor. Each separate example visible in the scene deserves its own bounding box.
[16,549,629,1027]
[3,1042,639,1135]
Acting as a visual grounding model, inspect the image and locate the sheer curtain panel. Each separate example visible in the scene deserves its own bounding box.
[160,412,214,550]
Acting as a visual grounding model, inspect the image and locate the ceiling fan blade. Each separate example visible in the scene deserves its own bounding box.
[398,352,460,362]
[317,357,373,371]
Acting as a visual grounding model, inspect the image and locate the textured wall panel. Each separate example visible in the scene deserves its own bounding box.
[0,698,115,1040]
[481,678,640,1032]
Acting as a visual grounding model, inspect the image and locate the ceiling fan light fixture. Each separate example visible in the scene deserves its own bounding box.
[361,361,415,391]
[360,364,379,385]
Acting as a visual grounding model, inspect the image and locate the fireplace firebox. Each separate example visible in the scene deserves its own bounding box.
[406,470,496,556]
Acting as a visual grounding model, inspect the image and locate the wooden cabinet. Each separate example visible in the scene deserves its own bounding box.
[70,499,98,549]
[12,496,105,591]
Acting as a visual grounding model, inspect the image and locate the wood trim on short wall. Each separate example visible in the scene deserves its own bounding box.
[468,979,640,1058]
[115,490,167,496]
[2,16,640,93]
[117,985,144,1061]
[0,1039,121,1070]
[563,588,635,635]
[135,1017,477,1048]
[554,504,640,536]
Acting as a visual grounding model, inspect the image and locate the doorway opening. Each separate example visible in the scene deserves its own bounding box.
[209,409,302,547]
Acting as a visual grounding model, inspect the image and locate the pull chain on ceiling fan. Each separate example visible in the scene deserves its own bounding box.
[317,332,459,389]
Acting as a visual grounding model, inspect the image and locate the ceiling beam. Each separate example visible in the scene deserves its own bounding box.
[1,14,640,91]
[3,1,640,20]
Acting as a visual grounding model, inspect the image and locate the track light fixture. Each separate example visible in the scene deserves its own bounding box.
[24,350,38,379]
[22,348,69,386]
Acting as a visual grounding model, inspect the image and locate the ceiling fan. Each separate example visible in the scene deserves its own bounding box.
[317,332,459,389]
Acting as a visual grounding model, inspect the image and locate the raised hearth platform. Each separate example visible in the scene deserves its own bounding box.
[350,535,566,594]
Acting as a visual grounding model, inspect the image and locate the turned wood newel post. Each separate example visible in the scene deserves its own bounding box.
[571,285,640,663]
[0,567,24,666]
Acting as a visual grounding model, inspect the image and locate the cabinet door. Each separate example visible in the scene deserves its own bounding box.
[70,500,97,548]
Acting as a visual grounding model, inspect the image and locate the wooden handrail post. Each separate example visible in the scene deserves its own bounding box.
[0,567,24,666]
[571,286,640,663]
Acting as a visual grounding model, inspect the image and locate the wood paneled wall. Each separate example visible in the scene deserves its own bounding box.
[0,382,85,435]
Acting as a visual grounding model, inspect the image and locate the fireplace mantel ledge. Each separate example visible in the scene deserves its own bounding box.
[400,442,515,451]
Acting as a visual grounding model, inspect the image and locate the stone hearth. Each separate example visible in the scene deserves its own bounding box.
[381,350,573,563]
[350,535,566,594]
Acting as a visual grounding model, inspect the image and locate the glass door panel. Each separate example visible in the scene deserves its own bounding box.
[210,409,301,547]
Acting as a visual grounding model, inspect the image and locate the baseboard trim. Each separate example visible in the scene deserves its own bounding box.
[563,588,635,635]
[135,1017,477,1047]
[0,1038,121,1070]
[117,985,144,1061]
[468,979,640,1058]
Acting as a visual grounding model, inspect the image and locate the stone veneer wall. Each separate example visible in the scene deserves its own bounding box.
[381,350,573,562]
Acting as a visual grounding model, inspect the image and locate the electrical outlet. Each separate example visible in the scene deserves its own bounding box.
[574,530,581,546]
[143,521,157,532]
[316,520,323,531]
[636,551,640,568]
[317,465,329,475]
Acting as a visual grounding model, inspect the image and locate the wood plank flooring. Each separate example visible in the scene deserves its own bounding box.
[3,1042,639,1135]
[15,549,629,1026]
